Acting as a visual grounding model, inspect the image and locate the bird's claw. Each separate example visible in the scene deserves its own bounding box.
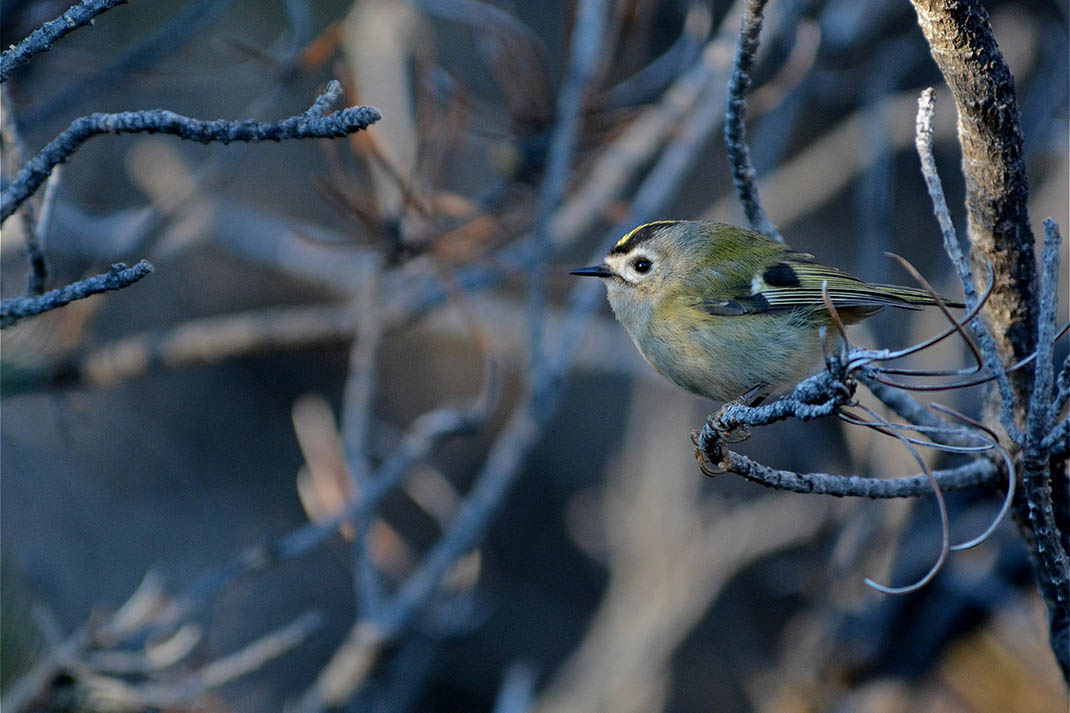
[708,401,753,444]
[692,428,730,476]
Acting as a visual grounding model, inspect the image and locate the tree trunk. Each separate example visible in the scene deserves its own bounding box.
[909,0,1037,392]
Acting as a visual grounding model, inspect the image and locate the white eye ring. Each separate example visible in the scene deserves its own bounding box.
[632,257,652,274]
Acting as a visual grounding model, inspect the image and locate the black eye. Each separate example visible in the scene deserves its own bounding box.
[633,257,652,274]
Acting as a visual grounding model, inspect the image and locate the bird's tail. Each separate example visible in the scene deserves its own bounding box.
[872,283,965,309]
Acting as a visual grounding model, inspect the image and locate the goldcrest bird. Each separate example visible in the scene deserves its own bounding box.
[571,221,961,403]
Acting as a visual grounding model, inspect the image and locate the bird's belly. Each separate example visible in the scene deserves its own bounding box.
[636,316,824,402]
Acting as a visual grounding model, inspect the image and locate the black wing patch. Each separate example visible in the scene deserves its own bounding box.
[762,263,800,287]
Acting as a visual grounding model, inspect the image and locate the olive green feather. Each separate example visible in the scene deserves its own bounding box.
[684,223,962,323]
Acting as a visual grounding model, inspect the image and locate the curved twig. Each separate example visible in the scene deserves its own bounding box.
[929,403,1016,551]
[0,0,130,82]
[852,404,950,595]
[0,81,381,222]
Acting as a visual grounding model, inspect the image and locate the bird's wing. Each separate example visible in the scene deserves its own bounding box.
[701,255,954,317]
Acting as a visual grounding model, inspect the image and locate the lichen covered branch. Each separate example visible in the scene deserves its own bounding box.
[0,261,152,329]
[0,81,380,222]
[0,0,130,82]
[724,0,781,241]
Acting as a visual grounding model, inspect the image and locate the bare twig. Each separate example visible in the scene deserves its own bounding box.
[1020,218,1070,637]
[859,375,974,448]
[1,85,52,294]
[1052,341,1070,422]
[0,81,381,222]
[716,450,997,497]
[0,0,130,82]
[132,612,324,706]
[601,3,711,109]
[0,261,152,329]
[27,167,63,294]
[1044,417,1068,458]
[341,261,387,617]
[724,0,781,241]
[169,383,498,631]
[59,303,360,389]
[529,0,608,386]
[913,87,1021,441]
[703,87,958,228]
[550,2,742,248]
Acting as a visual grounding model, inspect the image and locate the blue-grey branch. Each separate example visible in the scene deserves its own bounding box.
[1020,218,1069,623]
[0,260,152,328]
[0,86,380,222]
[0,0,130,83]
[724,0,782,242]
[722,452,998,498]
[706,366,853,439]
[913,87,1022,443]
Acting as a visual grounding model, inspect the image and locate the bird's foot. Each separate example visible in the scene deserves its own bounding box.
[692,428,730,475]
[692,386,767,476]
[708,390,762,443]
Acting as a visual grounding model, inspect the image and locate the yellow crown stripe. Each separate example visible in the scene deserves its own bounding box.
[612,220,676,251]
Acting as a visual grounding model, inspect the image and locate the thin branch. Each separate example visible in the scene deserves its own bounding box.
[1052,344,1070,419]
[28,167,63,294]
[0,0,130,82]
[853,402,949,595]
[1020,218,1069,621]
[549,4,737,247]
[0,81,381,222]
[1052,356,1070,425]
[2,85,52,294]
[913,87,1021,441]
[717,452,998,498]
[0,85,27,167]
[928,402,1016,550]
[724,0,781,241]
[58,303,361,390]
[1044,417,1068,458]
[167,392,496,631]
[601,2,710,109]
[0,261,152,329]
[144,612,324,702]
[528,0,608,389]
[859,374,974,447]
[695,366,854,462]
[341,262,387,618]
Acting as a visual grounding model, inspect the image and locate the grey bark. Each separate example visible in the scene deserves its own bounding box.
[909,0,1037,388]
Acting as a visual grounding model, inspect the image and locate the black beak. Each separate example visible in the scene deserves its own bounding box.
[570,264,614,278]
